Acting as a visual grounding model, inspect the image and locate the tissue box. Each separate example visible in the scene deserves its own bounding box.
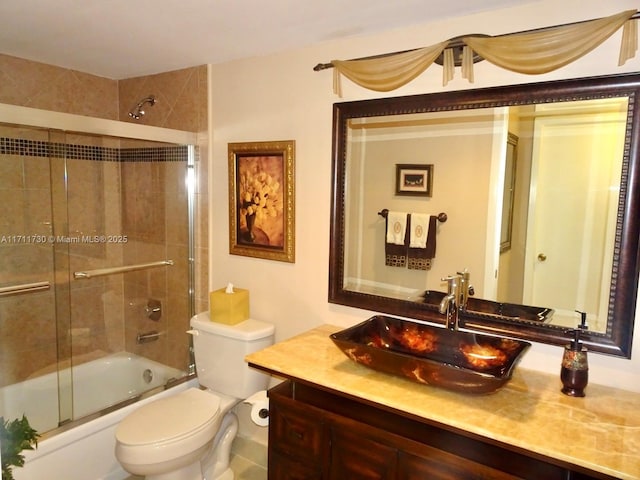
[209,288,250,325]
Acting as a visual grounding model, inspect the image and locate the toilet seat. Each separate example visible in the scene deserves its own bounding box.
[116,388,221,446]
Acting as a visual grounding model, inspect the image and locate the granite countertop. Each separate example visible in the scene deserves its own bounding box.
[246,324,640,480]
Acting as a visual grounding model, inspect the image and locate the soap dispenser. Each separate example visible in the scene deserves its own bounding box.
[560,311,589,397]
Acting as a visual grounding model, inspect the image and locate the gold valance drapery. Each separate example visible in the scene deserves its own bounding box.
[327,10,638,96]
[331,41,449,95]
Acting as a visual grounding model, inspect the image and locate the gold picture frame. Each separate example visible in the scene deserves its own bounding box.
[228,140,295,263]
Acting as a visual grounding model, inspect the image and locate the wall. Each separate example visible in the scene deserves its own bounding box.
[0,53,119,119]
[118,65,210,318]
[118,67,209,367]
[348,112,496,297]
[209,0,640,405]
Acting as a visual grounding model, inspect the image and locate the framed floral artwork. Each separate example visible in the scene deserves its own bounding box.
[228,140,295,262]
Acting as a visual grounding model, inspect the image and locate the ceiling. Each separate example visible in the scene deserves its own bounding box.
[0,0,537,80]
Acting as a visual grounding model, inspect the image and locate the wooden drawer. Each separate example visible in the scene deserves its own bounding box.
[269,393,324,463]
[330,428,398,479]
[399,450,524,480]
[269,449,322,480]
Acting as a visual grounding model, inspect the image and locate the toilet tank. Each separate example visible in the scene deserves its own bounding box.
[189,312,275,399]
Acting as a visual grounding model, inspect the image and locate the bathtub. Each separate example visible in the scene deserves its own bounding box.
[1,352,197,480]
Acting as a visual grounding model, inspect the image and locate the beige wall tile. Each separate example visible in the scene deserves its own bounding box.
[118,65,207,131]
[0,54,118,119]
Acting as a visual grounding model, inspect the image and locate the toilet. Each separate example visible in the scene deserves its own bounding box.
[115,312,275,480]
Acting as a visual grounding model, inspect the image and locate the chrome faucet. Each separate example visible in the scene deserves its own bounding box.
[439,275,461,330]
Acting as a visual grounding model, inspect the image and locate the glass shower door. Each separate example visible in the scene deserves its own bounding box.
[1,124,194,435]
[0,123,63,433]
[61,133,193,421]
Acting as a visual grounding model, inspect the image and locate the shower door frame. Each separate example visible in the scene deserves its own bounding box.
[0,103,196,146]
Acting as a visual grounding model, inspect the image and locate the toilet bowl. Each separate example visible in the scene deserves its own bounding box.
[115,388,232,479]
[115,314,275,480]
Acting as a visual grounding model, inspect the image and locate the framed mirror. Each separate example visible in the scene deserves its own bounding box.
[329,73,640,357]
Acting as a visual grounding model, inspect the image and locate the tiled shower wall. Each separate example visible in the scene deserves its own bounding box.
[0,53,209,380]
[117,64,210,321]
[119,144,193,369]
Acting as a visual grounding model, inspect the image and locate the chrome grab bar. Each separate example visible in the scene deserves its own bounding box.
[74,260,174,280]
[0,281,51,297]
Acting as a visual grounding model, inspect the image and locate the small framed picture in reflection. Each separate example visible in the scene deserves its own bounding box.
[395,164,433,197]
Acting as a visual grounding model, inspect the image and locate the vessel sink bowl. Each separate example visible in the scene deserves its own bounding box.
[421,290,554,323]
[330,315,530,394]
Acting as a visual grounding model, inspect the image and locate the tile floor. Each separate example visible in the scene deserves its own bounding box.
[229,453,267,480]
[230,436,268,479]
[125,457,265,480]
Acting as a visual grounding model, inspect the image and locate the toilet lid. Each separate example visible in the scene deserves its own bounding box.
[116,388,221,446]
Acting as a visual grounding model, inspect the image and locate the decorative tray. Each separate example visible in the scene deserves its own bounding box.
[421,290,554,323]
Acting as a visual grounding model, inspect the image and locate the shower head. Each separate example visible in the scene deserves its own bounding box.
[128,95,156,120]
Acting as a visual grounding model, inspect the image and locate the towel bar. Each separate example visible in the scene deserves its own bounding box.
[378,209,447,223]
[74,260,174,279]
[0,281,50,297]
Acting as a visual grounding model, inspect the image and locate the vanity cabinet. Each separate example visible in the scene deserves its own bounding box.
[330,429,398,479]
[267,380,616,480]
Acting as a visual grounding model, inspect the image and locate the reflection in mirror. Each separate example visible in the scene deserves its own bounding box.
[499,132,517,254]
[330,74,640,357]
[344,98,627,333]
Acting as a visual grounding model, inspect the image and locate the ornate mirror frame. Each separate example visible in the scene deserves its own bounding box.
[329,73,640,357]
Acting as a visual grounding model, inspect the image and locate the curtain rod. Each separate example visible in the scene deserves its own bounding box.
[313,11,640,71]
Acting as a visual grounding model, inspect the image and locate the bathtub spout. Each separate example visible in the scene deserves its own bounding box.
[136,330,164,344]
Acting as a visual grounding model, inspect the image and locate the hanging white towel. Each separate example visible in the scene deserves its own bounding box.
[409,213,430,249]
[386,211,407,245]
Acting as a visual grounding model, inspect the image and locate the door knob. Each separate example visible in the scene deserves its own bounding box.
[537,253,547,262]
